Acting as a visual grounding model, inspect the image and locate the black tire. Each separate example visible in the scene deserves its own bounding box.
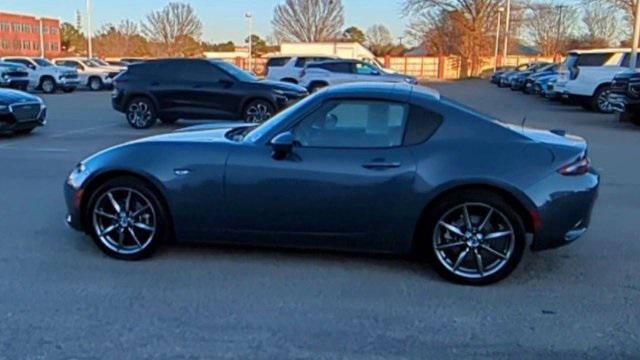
[590,85,613,113]
[308,82,327,93]
[62,88,76,93]
[423,190,526,285]
[243,99,275,123]
[85,176,168,260]
[88,77,103,91]
[39,77,56,94]
[126,97,157,129]
[159,117,179,124]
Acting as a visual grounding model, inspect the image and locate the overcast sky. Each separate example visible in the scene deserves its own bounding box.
[2,0,411,44]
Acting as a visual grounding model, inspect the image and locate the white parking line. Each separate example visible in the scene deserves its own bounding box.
[50,123,119,138]
[0,146,69,153]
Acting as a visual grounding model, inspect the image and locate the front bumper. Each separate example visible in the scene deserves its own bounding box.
[528,169,600,251]
[0,103,47,132]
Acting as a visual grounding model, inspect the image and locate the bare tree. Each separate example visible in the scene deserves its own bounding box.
[141,2,203,56]
[366,24,393,55]
[582,1,623,46]
[95,20,150,57]
[403,0,504,76]
[523,1,578,56]
[272,0,345,42]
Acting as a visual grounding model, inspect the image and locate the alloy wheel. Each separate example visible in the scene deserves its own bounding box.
[597,89,613,113]
[89,78,102,91]
[245,103,272,123]
[41,79,55,93]
[127,101,153,128]
[92,187,157,255]
[432,203,515,280]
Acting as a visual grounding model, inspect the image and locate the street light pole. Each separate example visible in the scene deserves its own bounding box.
[245,12,253,72]
[630,0,640,69]
[502,0,511,65]
[494,8,503,72]
[86,0,93,58]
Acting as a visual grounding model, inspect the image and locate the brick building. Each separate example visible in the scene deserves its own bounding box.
[0,11,61,58]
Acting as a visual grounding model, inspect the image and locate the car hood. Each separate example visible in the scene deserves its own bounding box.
[0,88,41,105]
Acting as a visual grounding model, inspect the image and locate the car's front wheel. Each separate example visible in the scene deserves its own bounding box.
[244,100,274,123]
[425,190,526,285]
[86,177,168,260]
[591,85,614,113]
[88,77,103,91]
[39,77,56,94]
[126,97,157,129]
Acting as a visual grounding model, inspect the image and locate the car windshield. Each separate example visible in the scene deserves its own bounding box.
[33,58,53,67]
[93,59,108,66]
[213,61,257,82]
[242,94,318,143]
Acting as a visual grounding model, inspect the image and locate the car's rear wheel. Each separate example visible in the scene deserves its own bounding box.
[244,100,274,123]
[425,190,526,285]
[591,85,613,113]
[126,97,157,129]
[86,177,167,260]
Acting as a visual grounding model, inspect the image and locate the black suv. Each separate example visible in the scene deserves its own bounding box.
[610,70,640,125]
[111,58,308,129]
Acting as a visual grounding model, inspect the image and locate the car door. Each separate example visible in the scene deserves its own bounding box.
[173,60,243,119]
[224,99,417,252]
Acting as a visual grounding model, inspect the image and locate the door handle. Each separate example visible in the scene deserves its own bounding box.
[362,161,401,170]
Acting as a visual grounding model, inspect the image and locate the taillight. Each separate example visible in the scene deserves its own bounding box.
[559,155,590,176]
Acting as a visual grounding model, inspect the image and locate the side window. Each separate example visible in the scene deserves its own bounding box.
[6,59,31,67]
[620,53,640,68]
[293,100,409,148]
[403,105,443,146]
[267,57,290,67]
[355,62,379,75]
[576,53,613,67]
[176,61,225,82]
[322,62,352,73]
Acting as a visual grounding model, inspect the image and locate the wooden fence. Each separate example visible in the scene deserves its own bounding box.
[230,55,558,80]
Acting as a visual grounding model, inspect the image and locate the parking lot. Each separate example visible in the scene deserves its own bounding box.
[1,81,638,358]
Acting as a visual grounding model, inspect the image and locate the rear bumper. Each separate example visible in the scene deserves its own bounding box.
[528,169,600,251]
[0,79,30,89]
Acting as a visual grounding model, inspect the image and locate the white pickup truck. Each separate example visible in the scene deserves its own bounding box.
[53,57,121,91]
[0,56,79,94]
[554,48,636,113]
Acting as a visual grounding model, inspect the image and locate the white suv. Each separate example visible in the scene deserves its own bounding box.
[53,57,120,91]
[0,56,79,93]
[265,55,337,84]
[299,59,418,92]
[554,49,636,113]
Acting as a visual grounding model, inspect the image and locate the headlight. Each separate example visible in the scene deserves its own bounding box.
[273,89,285,95]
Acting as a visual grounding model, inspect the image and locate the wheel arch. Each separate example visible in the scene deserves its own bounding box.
[123,92,160,112]
[79,169,175,240]
[592,81,611,95]
[87,75,103,86]
[411,182,538,252]
[240,96,277,114]
[38,74,55,86]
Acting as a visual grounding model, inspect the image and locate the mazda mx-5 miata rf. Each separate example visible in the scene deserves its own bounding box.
[65,83,599,285]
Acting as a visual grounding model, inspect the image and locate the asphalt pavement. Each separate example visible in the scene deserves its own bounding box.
[0,82,638,359]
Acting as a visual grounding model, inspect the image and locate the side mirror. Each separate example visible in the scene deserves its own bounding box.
[270,131,294,156]
[28,64,36,70]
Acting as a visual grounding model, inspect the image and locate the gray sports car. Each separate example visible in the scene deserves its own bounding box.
[64,83,599,285]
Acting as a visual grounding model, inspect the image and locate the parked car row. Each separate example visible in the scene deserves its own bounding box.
[0,56,127,94]
[0,88,47,135]
[491,48,640,125]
